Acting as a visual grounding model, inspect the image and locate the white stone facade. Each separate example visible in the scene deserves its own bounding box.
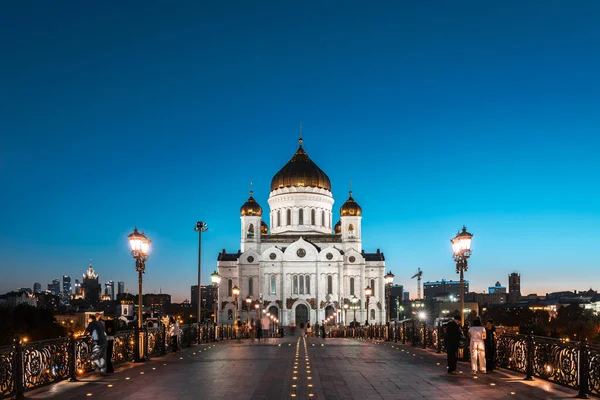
[216,140,386,326]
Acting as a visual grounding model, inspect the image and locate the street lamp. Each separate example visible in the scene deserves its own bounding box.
[343,303,349,327]
[351,295,359,327]
[128,227,151,362]
[245,295,252,324]
[384,271,395,323]
[232,285,240,320]
[364,286,372,325]
[210,270,221,324]
[195,222,208,327]
[451,225,473,327]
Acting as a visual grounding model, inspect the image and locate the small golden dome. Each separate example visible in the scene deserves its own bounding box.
[240,191,262,216]
[334,220,341,234]
[270,138,331,192]
[340,191,362,216]
[261,220,268,234]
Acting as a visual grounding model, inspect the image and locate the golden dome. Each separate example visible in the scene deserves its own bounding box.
[334,220,341,234]
[261,220,268,234]
[240,191,262,216]
[271,138,331,192]
[340,191,362,216]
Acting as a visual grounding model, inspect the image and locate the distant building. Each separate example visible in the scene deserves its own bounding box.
[403,292,410,302]
[117,281,125,296]
[48,279,61,296]
[105,281,115,301]
[143,294,171,315]
[33,282,42,293]
[389,284,404,321]
[0,291,37,307]
[488,281,506,294]
[62,275,72,305]
[82,261,101,306]
[191,285,217,321]
[17,287,32,294]
[34,292,60,310]
[74,279,82,296]
[191,285,198,306]
[466,292,507,307]
[423,279,469,301]
[508,272,521,304]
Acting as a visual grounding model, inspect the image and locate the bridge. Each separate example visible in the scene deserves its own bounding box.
[1,325,598,399]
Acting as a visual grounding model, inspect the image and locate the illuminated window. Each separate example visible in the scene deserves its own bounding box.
[350,277,355,296]
[270,275,276,295]
[299,209,304,225]
[293,275,298,294]
[327,275,333,295]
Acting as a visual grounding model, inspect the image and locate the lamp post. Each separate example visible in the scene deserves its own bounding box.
[343,303,349,327]
[245,295,252,324]
[195,222,208,327]
[451,226,473,327]
[364,286,372,325]
[210,271,221,324]
[384,271,395,324]
[351,295,359,327]
[128,228,151,362]
[232,285,240,321]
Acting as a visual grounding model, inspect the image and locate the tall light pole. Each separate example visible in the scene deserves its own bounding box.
[128,227,151,362]
[451,226,473,327]
[384,271,395,323]
[195,222,208,327]
[343,303,349,327]
[351,295,359,327]
[210,270,221,324]
[364,286,372,325]
[232,285,240,320]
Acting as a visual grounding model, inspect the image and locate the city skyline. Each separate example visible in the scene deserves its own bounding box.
[1,2,599,302]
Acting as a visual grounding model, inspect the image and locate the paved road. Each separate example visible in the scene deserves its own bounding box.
[28,336,581,399]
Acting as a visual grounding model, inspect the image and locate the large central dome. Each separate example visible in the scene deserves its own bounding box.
[270,138,331,192]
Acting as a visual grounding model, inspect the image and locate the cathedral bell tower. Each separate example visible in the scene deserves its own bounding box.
[340,191,362,252]
[240,191,263,252]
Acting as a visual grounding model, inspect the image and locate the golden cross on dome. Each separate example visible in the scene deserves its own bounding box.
[249,180,253,196]
[299,122,303,145]
[349,180,353,196]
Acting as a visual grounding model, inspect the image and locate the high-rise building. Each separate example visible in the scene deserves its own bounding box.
[191,285,198,306]
[508,272,521,304]
[82,260,101,306]
[143,293,171,315]
[423,279,469,300]
[488,281,507,294]
[33,282,42,293]
[105,280,115,301]
[62,275,72,304]
[74,279,82,296]
[118,281,125,296]
[48,279,61,296]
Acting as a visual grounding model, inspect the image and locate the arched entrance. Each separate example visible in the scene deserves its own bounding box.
[325,305,335,319]
[268,306,279,319]
[295,304,308,326]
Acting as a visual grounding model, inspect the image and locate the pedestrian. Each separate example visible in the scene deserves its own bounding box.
[485,319,497,372]
[299,319,305,337]
[169,316,179,352]
[445,315,461,374]
[256,318,263,341]
[236,317,243,341]
[314,322,319,338]
[104,318,115,374]
[306,321,311,337]
[320,320,326,339]
[85,315,107,375]
[469,318,486,374]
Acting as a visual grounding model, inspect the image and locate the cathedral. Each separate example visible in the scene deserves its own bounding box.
[216,137,386,326]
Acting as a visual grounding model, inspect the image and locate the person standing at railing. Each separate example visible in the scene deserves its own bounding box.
[484,319,496,373]
[168,317,179,352]
[85,315,107,375]
[445,315,461,374]
[469,318,486,374]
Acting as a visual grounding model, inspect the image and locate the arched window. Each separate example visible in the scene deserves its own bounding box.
[248,277,253,296]
[299,209,304,225]
[277,210,281,227]
[311,209,315,225]
[370,309,375,320]
[287,209,291,225]
[370,279,375,297]
[293,276,298,294]
[299,276,304,294]
[350,277,355,296]
[327,275,333,295]
[228,279,233,297]
[228,309,233,320]
[305,276,310,294]
[247,224,255,238]
[123,308,128,316]
[270,275,276,295]
[348,223,355,237]
[321,211,325,227]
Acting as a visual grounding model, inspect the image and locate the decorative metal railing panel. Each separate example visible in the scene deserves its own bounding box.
[112,331,136,364]
[532,336,578,387]
[22,338,70,389]
[587,344,600,395]
[496,334,527,372]
[0,345,15,396]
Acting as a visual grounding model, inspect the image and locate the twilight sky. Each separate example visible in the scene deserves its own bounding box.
[1,1,599,302]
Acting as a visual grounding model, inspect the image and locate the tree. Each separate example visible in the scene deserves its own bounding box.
[551,303,599,341]
[0,305,67,345]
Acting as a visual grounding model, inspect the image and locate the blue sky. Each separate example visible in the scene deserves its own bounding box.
[1,1,599,301]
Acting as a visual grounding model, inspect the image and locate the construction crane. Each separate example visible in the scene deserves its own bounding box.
[411,268,423,299]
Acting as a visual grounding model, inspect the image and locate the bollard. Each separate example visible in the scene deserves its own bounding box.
[577,332,590,399]
[525,334,534,381]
